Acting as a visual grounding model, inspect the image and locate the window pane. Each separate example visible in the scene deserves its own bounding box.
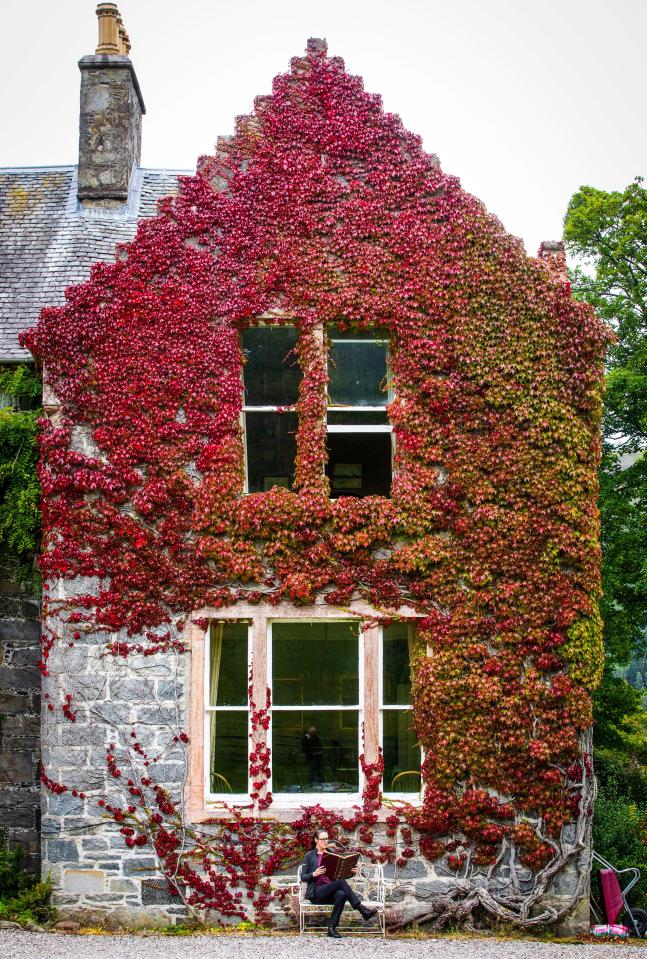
[328,334,387,407]
[209,622,248,706]
[209,710,248,793]
[243,327,300,406]
[272,621,358,706]
[383,623,412,705]
[272,710,359,793]
[327,411,389,426]
[326,432,391,497]
[245,411,297,492]
[383,710,421,793]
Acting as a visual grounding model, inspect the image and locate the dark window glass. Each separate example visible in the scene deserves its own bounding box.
[209,711,249,793]
[326,432,391,497]
[328,328,387,407]
[383,623,412,706]
[327,411,389,426]
[382,711,421,794]
[245,411,297,492]
[243,327,300,406]
[209,622,248,707]
[272,710,359,794]
[272,622,358,706]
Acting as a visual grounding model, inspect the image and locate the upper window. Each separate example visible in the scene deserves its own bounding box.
[242,326,299,493]
[241,324,393,498]
[326,327,392,498]
[270,621,360,795]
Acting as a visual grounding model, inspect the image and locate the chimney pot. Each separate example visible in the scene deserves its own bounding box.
[307,37,328,57]
[96,3,121,55]
[117,15,131,55]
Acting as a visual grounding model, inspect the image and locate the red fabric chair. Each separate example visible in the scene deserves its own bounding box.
[600,868,625,925]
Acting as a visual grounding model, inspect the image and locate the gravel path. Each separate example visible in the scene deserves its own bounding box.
[2,930,647,959]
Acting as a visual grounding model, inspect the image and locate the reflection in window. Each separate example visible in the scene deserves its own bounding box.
[271,621,359,794]
[245,411,297,492]
[382,623,421,794]
[207,622,249,794]
[326,431,392,497]
[242,326,300,493]
[328,327,388,406]
[243,327,300,406]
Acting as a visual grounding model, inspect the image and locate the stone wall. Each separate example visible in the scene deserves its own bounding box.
[41,614,188,927]
[41,604,591,932]
[0,557,41,871]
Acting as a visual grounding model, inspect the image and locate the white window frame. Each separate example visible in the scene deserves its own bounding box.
[190,604,423,818]
[241,324,299,495]
[266,617,365,808]
[379,623,423,800]
[326,329,394,494]
[204,620,253,803]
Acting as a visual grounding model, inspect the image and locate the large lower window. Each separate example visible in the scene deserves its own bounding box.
[201,612,421,805]
[206,621,250,796]
[381,623,422,795]
[270,621,360,794]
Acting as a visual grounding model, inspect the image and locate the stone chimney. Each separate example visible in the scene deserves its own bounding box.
[77,3,145,208]
[538,240,568,281]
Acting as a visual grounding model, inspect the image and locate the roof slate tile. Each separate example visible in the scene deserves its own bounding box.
[0,166,189,361]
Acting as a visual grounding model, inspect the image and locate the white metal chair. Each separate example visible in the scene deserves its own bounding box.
[292,861,386,936]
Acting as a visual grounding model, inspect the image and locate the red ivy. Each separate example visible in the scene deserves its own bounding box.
[24,40,610,895]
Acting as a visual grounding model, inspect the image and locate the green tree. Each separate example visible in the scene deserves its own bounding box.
[0,365,41,581]
[564,179,647,842]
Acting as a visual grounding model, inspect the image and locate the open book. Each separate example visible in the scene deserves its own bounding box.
[320,850,360,881]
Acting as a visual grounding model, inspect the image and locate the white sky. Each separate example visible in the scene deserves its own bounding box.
[3,0,646,255]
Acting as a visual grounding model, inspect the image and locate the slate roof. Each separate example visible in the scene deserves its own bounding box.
[0,165,189,362]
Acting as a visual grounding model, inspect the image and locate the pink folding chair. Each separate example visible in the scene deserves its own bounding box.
[591,851,646,937]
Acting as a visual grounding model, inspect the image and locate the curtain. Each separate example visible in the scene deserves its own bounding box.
[209,622,223,792]
[407,626,416,681]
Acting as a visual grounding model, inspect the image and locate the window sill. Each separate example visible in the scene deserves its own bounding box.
[190,796,422,824]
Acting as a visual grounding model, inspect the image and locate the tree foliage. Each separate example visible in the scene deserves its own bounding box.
[0,364,41,580]
[564,178,646,456]
[565,179,647,872]
[565,177,646,667]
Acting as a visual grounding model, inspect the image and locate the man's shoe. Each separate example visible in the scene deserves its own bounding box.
[358,904,378,922]
[327,925,342,938]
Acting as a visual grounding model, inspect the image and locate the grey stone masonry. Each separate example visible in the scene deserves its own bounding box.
[0,558,41,871]
[40,599,592,932]
[41,615,190,926]
[77,55,145,206]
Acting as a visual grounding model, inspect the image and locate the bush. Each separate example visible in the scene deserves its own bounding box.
[0,878,56,927]
[0,832,56,927]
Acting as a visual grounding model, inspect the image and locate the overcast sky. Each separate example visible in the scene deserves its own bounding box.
[3,0,645,255]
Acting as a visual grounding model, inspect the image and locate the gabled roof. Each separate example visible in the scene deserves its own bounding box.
[0,166,188,362]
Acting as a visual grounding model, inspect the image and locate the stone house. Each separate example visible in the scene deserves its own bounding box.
[2,3,609,933]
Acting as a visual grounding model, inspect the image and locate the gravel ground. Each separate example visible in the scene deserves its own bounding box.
[2,931,647,959]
